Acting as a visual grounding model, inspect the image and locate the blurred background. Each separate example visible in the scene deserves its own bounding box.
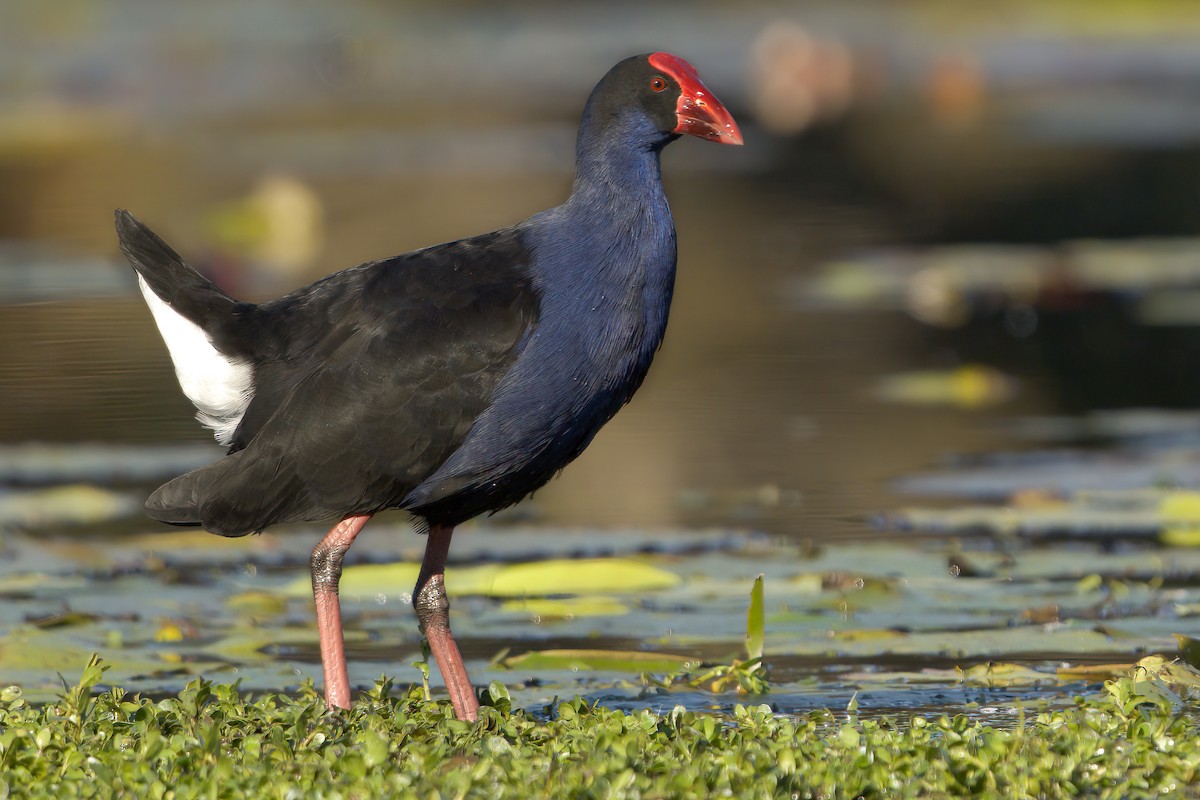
[6,0,1198,537]
[4,0,1200,705]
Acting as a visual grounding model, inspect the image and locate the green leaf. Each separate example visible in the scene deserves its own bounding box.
[355,729,389,769]
[485,681,511,713]
[745,574,764,661]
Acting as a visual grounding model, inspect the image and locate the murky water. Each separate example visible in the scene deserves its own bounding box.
[3,1,1200,715]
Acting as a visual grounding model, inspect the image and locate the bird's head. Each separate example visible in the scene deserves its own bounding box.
[584,53,743,149]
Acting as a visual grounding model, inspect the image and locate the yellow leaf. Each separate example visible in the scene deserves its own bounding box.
[829,628,907,642]
[1174,634,1200,668]
[153,623,187,643]
[123,529,260,551]
[277,562,425,600]
[1159,491,1200,544]
[502,649,694,673]
[226,591,288,615]
[957,662,1051,686]
[500,596,629,619]
[1055,662,1135,681]
[277,558,678,600]
[482,559,680,597]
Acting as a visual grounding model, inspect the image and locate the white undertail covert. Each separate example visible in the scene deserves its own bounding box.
[137,275,253,445]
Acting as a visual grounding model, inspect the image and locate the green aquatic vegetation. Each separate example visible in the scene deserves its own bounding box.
[502,575,768,690]
[1,526,1194,712]
[649,574,770,695]
[1,656,1199,799]
[1107,654,1200,712]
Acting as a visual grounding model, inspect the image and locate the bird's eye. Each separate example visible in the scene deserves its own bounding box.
[649,76,667,93]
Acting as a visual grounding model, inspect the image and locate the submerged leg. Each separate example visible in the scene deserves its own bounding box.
[310,513,372,709]
[414,524,479,721]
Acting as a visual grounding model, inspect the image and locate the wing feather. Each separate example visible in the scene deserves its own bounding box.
[146,229,540,534]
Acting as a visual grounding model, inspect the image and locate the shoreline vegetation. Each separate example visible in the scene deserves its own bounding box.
[0,655,1197,799]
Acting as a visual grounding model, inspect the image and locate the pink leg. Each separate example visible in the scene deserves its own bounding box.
[414,524,479,721]
[310,513,372,709]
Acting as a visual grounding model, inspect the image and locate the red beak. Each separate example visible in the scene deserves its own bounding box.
[649,52,744,146]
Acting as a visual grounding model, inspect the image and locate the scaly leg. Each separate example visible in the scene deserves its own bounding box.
[310,513,372,709]
[413,524,479,721]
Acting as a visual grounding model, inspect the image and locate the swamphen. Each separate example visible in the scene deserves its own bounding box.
[116,52,742,721]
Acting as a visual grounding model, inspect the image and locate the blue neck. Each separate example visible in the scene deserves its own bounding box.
[568,108,673,213]
[532,106,678,410]
[407,108,681,510]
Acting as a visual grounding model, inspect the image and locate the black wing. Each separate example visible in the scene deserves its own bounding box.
[147,231,540,535]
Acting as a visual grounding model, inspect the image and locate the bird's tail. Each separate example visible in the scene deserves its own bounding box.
[146,453,262,537]
[114,209,244,349]
[146,446,324,537]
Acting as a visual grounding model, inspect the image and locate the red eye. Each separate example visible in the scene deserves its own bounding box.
[649,75,667,93]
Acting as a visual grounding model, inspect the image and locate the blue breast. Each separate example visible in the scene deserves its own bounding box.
[405,173,676,516]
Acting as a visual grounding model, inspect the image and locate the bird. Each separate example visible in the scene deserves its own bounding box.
[116,52,742,722]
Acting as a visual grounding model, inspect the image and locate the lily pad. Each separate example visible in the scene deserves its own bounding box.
[499,596,630,619]
[776,622,1127,659]
[120,529,264,553]
[0,626,169,682]
[482,558,681,597]
[1055,663,1135,681]
[226,591,289,616]
[502,649,695,673]
[277,562,423,600]
[1159,491,1200,545]
[846,662,1054,686]
[894,451,1200,504]
[0,485,139,529]
[206,627,370,663]
[886,488,1200,542]
[0,573,88,595]
[276,557,680,600]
